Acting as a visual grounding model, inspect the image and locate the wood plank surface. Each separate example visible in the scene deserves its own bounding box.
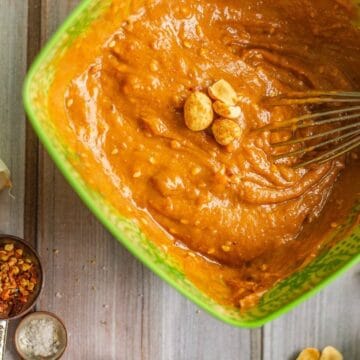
[0,0,27,238]
[37,170,256,359]
[0,1,29,359]
[0,0,359,359]
[263,265,360,360]
[24,0,42,246]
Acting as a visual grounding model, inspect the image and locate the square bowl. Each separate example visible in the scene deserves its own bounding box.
[23,0,360,328]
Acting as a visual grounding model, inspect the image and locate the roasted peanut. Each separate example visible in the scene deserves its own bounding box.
[296,348,320,360]
[320,347,343,360]
[184,91,214,131]
[213,101,242,119]
[221,245,231,252]
[208,79,238,105]
[212,118,242,146]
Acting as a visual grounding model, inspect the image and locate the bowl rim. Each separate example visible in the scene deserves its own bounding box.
[14,310,68,360]
[22,0,360,328]
[0,234,44,321]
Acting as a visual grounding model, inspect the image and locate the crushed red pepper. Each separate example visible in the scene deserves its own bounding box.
[0,243,38,317]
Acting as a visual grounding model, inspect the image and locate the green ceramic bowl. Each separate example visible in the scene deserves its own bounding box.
[23,0,360,328]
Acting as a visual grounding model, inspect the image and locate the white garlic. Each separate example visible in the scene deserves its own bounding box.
[0,158,11,192]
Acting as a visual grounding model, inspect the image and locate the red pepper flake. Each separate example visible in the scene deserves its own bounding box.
[0,243,38,317]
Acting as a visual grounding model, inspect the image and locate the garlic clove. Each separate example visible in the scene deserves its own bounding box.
[0,158,11,192]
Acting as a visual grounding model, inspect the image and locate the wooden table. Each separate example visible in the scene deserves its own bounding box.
[0,1,359,359]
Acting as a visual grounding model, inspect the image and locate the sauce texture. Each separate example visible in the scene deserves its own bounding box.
[49,0,360,308]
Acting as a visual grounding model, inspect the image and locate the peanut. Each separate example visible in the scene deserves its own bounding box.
[213,101,241,119]
[184,91,214,131]
[296,348,320,360]
[221,245,231,252]
[212,118,242,146]
[208,79,237,105]
[320,347,343,360]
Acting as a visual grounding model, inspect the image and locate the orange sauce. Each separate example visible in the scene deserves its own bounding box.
[48,0,360,308]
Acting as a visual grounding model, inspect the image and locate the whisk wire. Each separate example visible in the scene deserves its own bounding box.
[294,135,360,168]
[265,106,360,131]
[272,121,360,147]
[262,91,360,168]
[263,90,360,106]
[273,128,360,160]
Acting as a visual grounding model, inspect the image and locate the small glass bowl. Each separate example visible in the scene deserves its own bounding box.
[14,311,67,360]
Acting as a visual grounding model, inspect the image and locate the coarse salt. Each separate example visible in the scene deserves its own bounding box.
[18,318,61,358]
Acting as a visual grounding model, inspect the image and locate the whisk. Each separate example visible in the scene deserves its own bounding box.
[261,91,360,168]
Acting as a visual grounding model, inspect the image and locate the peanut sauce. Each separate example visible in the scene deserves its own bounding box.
[48,0,360,308]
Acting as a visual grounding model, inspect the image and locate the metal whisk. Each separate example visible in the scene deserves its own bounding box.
[261,91,360,168]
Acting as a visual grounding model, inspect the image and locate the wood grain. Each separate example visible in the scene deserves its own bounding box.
[24,0,42,244]
[0,1,29,358]
[263,265,360,360]
[0,0,358,359]
[37,164,256,360]
[0,0,27,237]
